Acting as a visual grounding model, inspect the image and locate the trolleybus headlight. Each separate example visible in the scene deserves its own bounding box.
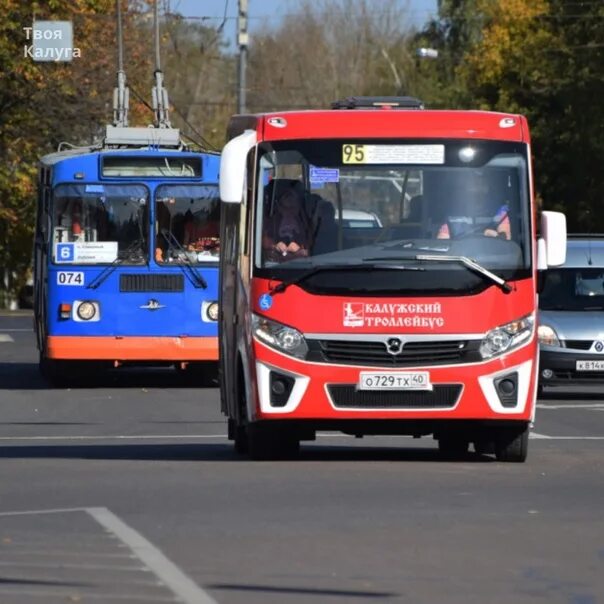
[76,301,97,321]
[537,324,560,347]
[479,314,534,360]
[206,302,219,322]
[252,313,308,359]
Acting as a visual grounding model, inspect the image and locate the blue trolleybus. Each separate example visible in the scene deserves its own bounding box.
[34,127,221,385]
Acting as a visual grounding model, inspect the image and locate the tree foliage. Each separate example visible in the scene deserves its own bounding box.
[1,0,602,305]
[412,0,604,228]
[0,0,152,303]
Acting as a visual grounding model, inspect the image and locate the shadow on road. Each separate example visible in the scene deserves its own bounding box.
[0,361,217,390]
[0,442,493,463]
[207,583,396,599]
[539,388,604,401]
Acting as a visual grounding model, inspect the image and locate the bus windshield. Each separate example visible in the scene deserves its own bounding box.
[155,184,220,265]
[52,184,148,264]
[254,139,531,294]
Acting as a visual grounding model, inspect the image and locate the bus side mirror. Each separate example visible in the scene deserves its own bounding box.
[219,129,257,204]
[538,211,566,268]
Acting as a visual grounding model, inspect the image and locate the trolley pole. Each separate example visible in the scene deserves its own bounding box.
[237,0,248,114]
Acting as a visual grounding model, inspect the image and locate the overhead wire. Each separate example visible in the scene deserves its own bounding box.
[129,85,216,151]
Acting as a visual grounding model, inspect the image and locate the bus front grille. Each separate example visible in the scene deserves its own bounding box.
[307,339,480,367]
[327,384,462,409]
[120,274,185,293]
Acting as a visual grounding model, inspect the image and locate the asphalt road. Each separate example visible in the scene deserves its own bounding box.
[0,312,603,604]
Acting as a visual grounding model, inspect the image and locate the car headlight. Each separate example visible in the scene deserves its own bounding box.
[479,314,534,360]
[76,301,97,321]
[252,313,308,359]
[537,324,560,347]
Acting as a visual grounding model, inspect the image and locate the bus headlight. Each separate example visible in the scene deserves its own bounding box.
[537,324,560,347]
[206,302,219,321]
[252,314,308,359]
[479,314,534,360]
[76,300,98,321]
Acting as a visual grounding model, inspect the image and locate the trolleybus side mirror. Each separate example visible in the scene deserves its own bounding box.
[219,130,257,204]
[538,210,567,269]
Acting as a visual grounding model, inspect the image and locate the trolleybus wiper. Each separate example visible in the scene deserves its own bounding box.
[415,254,512,294]
[87,239,146,290]
[160,229,207,289]
[269,263,424,296]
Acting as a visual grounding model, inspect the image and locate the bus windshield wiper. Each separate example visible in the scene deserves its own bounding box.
[87,239,146,290]
[160,229,207,289]
[269,263,424,296]
[381,239,450,253]
[415,254,512,294]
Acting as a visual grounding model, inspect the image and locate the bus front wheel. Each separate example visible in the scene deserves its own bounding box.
[495,424,529,463]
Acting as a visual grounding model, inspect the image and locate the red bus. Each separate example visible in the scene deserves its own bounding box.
[218,97,566,461]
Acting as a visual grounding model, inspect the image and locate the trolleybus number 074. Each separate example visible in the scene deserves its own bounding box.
[358,371,432,391]
[57,271,84,286]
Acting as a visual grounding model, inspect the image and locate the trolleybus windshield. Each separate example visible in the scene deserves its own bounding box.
[155,184,220,265]
[51,183,148,264]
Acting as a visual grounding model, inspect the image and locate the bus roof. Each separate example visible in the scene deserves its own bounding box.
[228,109,528,144]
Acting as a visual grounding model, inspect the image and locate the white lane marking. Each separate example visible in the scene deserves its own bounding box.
[0,507,217,604]
[0,334,14,342]
[0,589,176,602]
[0,507,89,517]
[531,432,604,440]
[530,432,552,439]
[0,434,227,441]
[0,560,146,571]
[538,403,604,409]
[88,507,217,604]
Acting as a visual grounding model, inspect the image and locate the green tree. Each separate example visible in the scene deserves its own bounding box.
[412,0,603,230]
[0,0,152,305]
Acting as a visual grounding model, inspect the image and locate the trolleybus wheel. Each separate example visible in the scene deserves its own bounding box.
[494,423,529,463]
[247,422,300,461]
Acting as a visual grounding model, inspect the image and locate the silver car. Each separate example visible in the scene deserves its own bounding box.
[538,237,604,392]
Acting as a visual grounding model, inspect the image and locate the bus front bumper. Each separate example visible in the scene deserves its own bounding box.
[250,339,537,422]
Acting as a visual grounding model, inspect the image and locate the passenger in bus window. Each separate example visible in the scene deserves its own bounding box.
[263,188,309,261]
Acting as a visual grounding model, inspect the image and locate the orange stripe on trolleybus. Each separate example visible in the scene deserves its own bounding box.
[47,336,218,361]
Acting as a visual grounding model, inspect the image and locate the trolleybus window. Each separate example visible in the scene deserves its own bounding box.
[51,184,148,264]
[155,184,220,264]
[102,156,201,177]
